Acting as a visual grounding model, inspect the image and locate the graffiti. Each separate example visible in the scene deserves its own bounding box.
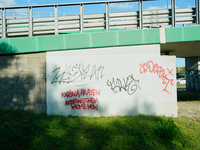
[51,64,105,84]
[140,60,174,94]
[63,89,100,111]
[61,89,100,98]
[65,98,99,110]
[187,69,199,91]
[107,74,141,95]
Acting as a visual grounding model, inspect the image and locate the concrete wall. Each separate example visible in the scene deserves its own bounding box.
[0,52,46,113]
[185,57,200,91]
[46,45,177,117]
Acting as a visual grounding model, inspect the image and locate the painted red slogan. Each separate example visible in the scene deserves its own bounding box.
[62,89,100,111]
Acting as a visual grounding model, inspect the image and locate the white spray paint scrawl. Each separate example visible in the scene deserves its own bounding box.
[46,45,177,117]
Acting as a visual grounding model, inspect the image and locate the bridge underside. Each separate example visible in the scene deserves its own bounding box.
[161,41,200,58]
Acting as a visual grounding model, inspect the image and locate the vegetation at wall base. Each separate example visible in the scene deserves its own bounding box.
[0,110,200,150]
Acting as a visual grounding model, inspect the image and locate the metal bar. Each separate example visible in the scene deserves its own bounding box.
[2,8,6,38]
[105,2,110,31]
[139,0,143,29]
[167,0,168,9]
[54,5,59,35]
[171,0,176,27]
[80,4,84,33]
[29,7,33,37]
[196,0,199,24]
[0,0,153,10]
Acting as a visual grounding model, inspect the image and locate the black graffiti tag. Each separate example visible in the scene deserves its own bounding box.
[51,64,105,84]
[107,74,141,95]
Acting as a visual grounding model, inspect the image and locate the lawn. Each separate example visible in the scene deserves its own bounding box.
[0,110,200,150]
[177,84,186,87]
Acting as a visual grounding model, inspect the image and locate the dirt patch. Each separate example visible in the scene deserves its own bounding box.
[178,101,200,118]
[177,91,200,119]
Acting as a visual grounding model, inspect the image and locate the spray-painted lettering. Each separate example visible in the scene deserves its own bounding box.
[186,69,199,91]
[64,89,100,111]
[51,64,104,84]
[107,74,141,95]
[140,60,174,94]
[61,89,100,98]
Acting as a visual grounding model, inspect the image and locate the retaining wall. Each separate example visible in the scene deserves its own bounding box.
[0,52,46,113]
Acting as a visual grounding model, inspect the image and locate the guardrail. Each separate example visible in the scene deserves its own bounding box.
[5,11,76,18]
[0,0,199,38]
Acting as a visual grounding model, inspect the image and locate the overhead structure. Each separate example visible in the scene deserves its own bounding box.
[1,0,199,38]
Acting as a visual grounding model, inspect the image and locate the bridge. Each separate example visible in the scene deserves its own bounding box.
[0,0,200,114]
[0,0,199,57]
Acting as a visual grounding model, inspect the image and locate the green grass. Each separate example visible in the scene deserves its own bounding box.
[0,110,200,150]
[177,84,186,91]
[177,84,186,87]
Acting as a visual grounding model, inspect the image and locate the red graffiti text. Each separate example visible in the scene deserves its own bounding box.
[63,89,100,111]
[61,89,100,98]
[65,98,99,111]
[140,60,174,94]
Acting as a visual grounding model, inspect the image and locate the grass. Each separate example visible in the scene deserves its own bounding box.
[177,84,186,92]
[177,84,186,87]
[0,110,200,150]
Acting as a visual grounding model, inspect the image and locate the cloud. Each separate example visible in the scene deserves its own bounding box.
[147,6,163,10]
[27,0,37,5]
[0,0,16,7]
[110,3,134,9]
[147,5,172,10]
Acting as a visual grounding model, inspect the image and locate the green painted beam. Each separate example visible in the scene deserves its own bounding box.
[0,28,160,55]
[0,26,199,55]
[165,26,200,43]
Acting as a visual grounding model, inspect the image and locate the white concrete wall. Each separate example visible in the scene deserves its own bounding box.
[46,45,177,117]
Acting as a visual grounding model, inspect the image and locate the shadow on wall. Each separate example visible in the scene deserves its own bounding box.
[47,78,156,117]
[46,63,157,117]
[0,42,46,112]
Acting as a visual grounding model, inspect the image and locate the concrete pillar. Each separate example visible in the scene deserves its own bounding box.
[185,57,200,91]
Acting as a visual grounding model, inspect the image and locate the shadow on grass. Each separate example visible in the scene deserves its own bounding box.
[0,110,187,150]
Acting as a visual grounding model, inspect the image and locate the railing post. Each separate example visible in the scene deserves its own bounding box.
[2,8,6,38]
[29,7,33,37]
[139,0,143,29]
[171,0,176,27]
[80,4,84,33]
[54,5,59,35]
[105,2,110,31]
[196,0,199,24]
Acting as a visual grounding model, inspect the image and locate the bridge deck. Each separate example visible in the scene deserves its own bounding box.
[0,0,199,38]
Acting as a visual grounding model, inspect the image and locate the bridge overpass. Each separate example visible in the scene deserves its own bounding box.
[0,0,200,91]
[0,0,199,57]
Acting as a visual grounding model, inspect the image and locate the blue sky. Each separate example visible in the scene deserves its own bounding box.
[1,0,193,67]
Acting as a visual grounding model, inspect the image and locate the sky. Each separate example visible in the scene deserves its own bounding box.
[1,0,195,67]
